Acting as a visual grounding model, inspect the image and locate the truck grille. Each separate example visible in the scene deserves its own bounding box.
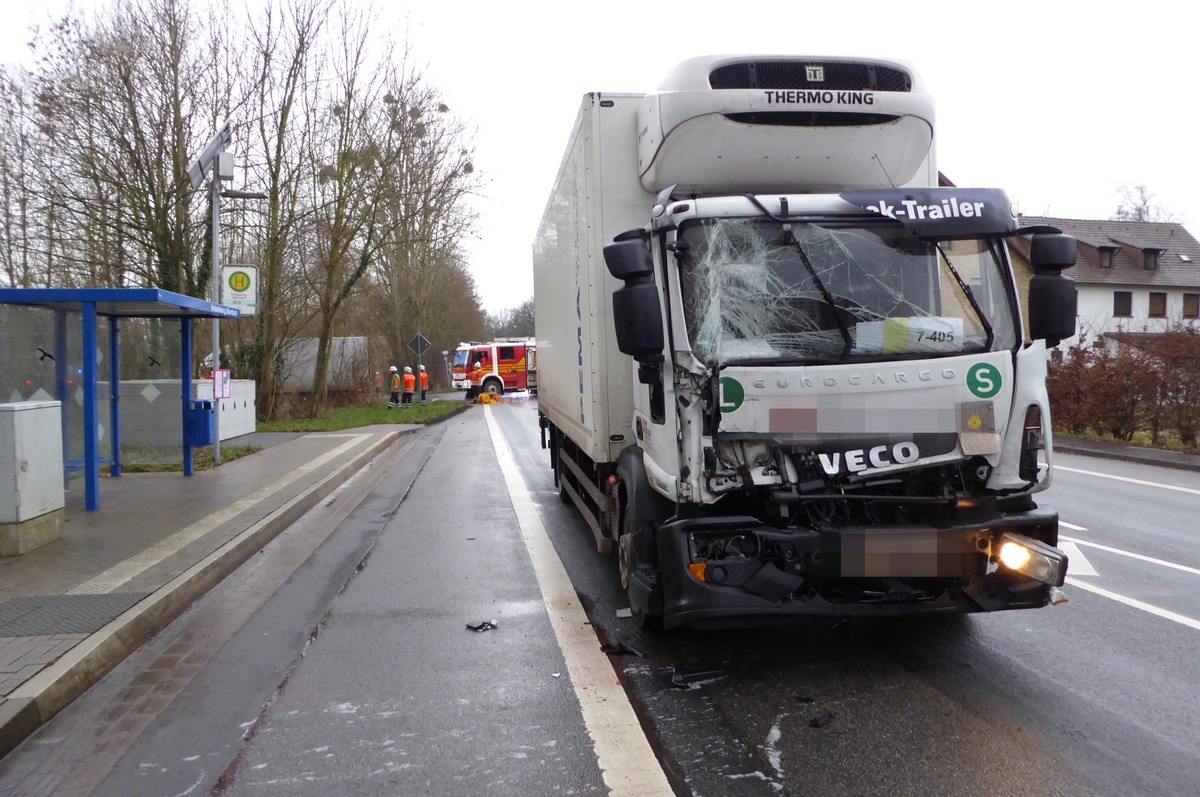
[709,61,912,92]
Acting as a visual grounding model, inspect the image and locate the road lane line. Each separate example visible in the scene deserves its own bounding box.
[67,434,373,595]
[1058,541,1099,577]
[1056,465,1200,496]
[1060,535,1200,577]
[1059,521,1087,532]
[485,406,673,797]
[1064,577,1200,632]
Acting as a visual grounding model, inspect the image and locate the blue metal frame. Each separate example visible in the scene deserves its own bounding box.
[0,287,240,319]
[0,288,239,510]
[182,317,194,477]
[109,317,122,477]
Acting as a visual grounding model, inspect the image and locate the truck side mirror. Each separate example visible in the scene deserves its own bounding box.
[1027,233,1077,346]
[1030,233,1077,273]
[604,240,664,363]
[604,239,653,280]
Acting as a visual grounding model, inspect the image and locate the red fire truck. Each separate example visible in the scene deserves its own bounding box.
[462,338,537,397]
[450,341,484,389]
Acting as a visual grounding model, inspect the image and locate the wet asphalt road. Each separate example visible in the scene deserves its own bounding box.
[490,403,1200,797]
[2,400,1198,795]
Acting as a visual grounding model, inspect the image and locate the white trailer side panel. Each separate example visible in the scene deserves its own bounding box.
[534,93,653,464]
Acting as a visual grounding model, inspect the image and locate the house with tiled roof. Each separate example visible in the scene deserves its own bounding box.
[1009,216,1200,347]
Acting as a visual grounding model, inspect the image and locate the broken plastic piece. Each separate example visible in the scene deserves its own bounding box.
[615,608,633,619]
[466,619,498,632]
[671,669,726,690]
[600,642,646,658]
[1049,586,1068,605]
[809,711,835,728]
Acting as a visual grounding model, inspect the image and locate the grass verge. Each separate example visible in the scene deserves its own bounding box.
[121,445,261,473]
[257,397,471,432]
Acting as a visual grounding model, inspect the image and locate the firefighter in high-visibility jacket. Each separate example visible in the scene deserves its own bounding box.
[387,366,401,409]
[419,365,430,405]
[466,361,484,401]
[401,366,417,407]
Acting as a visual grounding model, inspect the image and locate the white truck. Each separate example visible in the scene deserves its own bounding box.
[534,56,1078,629]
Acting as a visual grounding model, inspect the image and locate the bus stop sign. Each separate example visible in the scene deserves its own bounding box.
[408,334,431,357]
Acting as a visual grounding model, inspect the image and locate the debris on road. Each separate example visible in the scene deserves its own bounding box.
[615,608,633,619]
[600,642,646,658]
[808,711,835,728]
[466,619,498,632]
[670,669,726,690]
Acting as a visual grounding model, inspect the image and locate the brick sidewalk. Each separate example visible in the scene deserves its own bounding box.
[0,426,408,757]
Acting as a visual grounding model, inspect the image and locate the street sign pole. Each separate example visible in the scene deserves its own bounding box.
[191,122,232,464]
[408,332,431,395]
[211,164,222,464]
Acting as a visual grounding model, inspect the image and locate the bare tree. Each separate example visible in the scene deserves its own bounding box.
[372,66,482,370]
[2,0,487,418]
[0,66,40,287]
[31,0,218,292]
[486,297,534,339]
[298,8,415,414]
[1112,184,1176,223]
[239,0,331,419]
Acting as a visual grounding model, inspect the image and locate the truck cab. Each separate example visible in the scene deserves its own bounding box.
[605,188,1076,627]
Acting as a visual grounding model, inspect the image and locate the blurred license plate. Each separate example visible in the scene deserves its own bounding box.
[840,531,967,577]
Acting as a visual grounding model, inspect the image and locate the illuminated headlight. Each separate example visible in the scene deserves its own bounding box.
[995,532,1067,587]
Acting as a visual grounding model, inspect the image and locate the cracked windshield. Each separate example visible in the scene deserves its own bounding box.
[677,218,1018,365]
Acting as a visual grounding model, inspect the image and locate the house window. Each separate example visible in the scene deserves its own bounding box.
[1144,250,1159,270]
[1113,291,1132,317]
[1149,292,1167,318]
[1184,293,1199,319]
[1099,248,1115,268]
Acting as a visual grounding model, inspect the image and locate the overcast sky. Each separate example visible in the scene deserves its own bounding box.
[8,1,1198,313]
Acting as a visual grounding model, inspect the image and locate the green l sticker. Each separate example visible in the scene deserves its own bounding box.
[719,377,744,413]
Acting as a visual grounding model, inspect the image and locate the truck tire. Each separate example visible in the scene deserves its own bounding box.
[483,379,502,396]
[618,530,658,629]
[616,448,670,629]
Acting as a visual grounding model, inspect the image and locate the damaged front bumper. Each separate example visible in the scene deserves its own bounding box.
[656,508,1067,630]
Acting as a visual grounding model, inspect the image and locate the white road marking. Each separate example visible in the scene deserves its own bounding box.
[1055,517,1200,629]
[1060,535,1200,578]
[1064,577,1200,632]
[68,434,373,595]
[484,406,673,797]
[1056,465,1200,496]
[1059,541,1099,577]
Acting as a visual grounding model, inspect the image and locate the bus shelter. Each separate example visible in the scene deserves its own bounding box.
[0,288,240,510]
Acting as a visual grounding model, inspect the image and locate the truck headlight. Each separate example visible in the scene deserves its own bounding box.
[995,532,1067,587]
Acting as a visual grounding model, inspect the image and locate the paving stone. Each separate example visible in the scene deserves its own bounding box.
[0,594,146,636]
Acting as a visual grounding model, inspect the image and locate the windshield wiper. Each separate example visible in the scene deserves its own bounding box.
[783,230,853,362]
[744,195,854,362]
[934,243,994,351]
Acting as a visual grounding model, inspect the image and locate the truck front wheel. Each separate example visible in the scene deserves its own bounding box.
[615,469,666,630]
[483,379,502,396]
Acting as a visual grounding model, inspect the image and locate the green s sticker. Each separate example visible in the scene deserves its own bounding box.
[967,363,1002,399]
